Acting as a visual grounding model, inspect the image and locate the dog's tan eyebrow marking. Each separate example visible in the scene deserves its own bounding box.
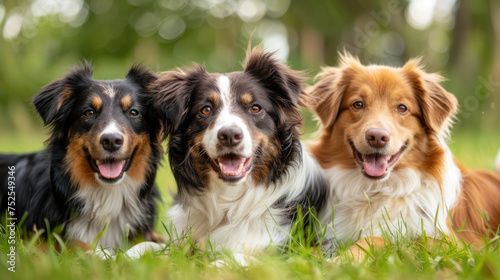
[121,95,132,110]
[57,87,72,111]
[91,96,102,110]
[241,93,253,104]
[208,92,220,106]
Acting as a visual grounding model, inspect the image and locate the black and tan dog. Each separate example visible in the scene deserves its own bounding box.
[0,63,164,250]
[150,47,329,260]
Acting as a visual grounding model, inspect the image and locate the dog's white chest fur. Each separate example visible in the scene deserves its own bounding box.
[323,147,462,244]
[168,149,323,252]
[66,176,145,247]
[169,181,288,252]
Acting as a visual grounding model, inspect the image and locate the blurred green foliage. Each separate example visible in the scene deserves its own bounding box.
[0,0,498,137]
[0,3,499,278]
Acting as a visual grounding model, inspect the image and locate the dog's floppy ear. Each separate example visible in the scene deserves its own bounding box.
[126,65,162,143]
[126,65,158,90]
[33,62,93,126]
[402,59,458,136]
[305,67,341,128]
[243,46,306,126]
[150,64,207,138]
[305,53,361,128]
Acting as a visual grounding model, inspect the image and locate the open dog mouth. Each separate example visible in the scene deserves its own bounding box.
[210,154,253,182]
[85,148,136,184]
[350,142,406,180]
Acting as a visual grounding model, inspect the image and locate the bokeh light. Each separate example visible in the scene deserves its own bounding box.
[0,0,497,135]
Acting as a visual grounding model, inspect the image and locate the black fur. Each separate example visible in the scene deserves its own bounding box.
[151,47,329,230]
[274,165,330,224]
[0,63,162,244]
[151,66,218,195]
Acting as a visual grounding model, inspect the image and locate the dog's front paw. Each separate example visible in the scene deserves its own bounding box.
[86,247,114,260]
[211,259,229,268]
[125,242,166,259]
[211,253,257,268]
[234,253,258,266]
[326,256,341,263]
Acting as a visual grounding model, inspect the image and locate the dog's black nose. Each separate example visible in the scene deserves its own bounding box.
[218,126,243,147]
[366,128,390,148]
[100,133,124,152]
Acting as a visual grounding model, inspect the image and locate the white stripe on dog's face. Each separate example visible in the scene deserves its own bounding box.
[103,84,116,98]
[99,86,121,138]
[100,121,121,137]
[202,75,253,159]
[218,75,231,107]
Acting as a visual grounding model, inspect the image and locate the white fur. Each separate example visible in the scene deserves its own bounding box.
[100,121,121,136]
[171,74,327,262]
[66,175,146,248]
[202,75,253,159]
[90,248,113,260]
[168,144,323,253]
[91,242,167,260]
[321,140,462,250]
[103,84,116,98]
[212,253,257,267]
[125,242,166,259]
[218,75,231,105]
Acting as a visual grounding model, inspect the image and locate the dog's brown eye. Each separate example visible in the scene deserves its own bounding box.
[129,109,139,116]
[397,104,408,113]
[201,106,212,115]
[84,109,95,117]
[250,105,261,113]
[353,101,363,109]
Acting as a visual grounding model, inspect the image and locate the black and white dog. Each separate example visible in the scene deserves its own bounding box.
[151,47,329,255]
[0,64,164,249]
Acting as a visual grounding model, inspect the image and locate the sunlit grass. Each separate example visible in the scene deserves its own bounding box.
[1,123,499,279]
[2,205,500,279]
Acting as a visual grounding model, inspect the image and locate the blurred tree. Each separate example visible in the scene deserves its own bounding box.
[0,0,497,132]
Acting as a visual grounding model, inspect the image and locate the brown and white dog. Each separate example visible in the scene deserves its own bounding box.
[305,54,500,259]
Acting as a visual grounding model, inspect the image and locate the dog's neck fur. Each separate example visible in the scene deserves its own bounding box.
[168,144,324,252]
[65,175,146,248]
[322,139,462,245]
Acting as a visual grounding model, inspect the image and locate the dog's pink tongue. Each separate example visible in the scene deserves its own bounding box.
[363,155,391,177]
[98,161,124,179]
[218,156,245,175]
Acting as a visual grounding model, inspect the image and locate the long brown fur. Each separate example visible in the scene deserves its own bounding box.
[452,164,500,246]
[306,53,500,259]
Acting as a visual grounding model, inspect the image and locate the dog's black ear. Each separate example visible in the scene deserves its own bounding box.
[150,64,207,138]
[126,65,163,145]
[243,46,306,127]
[33,62,93,126]
[126,65,158,90]
[243,46,306,106]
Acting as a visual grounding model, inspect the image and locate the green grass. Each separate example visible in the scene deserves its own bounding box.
[1,127,500,279]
